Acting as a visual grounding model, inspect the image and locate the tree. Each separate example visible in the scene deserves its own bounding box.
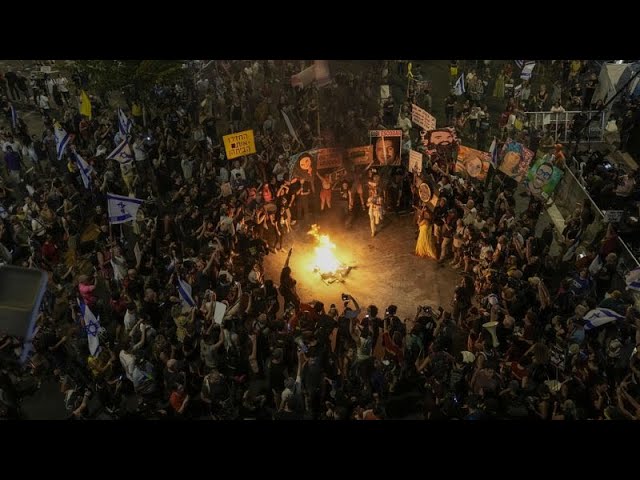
[75,60,187,103]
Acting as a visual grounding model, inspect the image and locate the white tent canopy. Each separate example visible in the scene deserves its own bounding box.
[592,63,629,105]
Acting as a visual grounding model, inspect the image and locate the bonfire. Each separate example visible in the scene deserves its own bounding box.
[307,224,352,284]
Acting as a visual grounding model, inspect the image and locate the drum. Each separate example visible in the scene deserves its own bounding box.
[418,182,432,203]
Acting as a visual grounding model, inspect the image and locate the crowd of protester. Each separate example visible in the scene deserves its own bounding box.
[0,59,639,420]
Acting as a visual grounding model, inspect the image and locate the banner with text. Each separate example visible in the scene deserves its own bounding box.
[411,103,436,131]
[223,129,256,160]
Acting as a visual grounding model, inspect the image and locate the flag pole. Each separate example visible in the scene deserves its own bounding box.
[315,86,321,141]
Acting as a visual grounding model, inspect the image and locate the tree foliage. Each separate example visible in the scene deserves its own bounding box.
[75,60,187,100]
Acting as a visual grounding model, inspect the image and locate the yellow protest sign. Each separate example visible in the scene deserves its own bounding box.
[223,129,256,160]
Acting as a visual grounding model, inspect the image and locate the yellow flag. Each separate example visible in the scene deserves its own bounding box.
[132,103,142,117]
[407,62,414,79]
[80,90,92,119]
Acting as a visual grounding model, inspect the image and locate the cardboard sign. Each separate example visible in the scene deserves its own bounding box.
[223,129,256,160]
[316,147,344,170]
[409,149,423,173]
[345,145,373,166]
[369,130,403,166]
[603,210,624,223]
[411,104,436,131]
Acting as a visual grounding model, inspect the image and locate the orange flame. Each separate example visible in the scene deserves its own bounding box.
[308,225,341,274]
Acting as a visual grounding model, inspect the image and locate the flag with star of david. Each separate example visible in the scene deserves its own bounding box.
[79,300,101,356]
[107,192,144,224]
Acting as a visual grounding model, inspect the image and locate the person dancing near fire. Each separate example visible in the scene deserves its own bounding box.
[415,207,438,259]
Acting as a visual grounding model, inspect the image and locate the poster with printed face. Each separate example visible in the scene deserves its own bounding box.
[498,141,534,183]
[525,154,564,198]
[345,145,373,167]
[411,104,436,131]
[369,130,402,166]
[289,150,318,181]
[409,149,423,174]
[455,145,491,181]
[420,128,459,165]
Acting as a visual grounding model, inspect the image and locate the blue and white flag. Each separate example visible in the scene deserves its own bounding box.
[489,138,499,168]
[54,122,71,160]
[177,276,196,310]
[79,300,101,356]
[625,266,640,291]
[118,108,133,136]
[9,104,17,129]
[107,192,144,224]
[73,152,94,189]
[106,138,134,164]
[521,61,536,81]
[583,307,625,330]
[515,60,525,69]
[453,74,465,96]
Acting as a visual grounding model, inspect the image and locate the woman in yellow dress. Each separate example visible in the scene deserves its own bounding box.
[415,209,438,259]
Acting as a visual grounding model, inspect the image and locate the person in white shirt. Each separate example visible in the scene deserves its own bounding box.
[56,76,70,105]
[216,164,230,184]
[272,155,288,182]
[119,345,137,382]
[181,154,195,182]
[230,159,247,180]
[133,137,147,164]
[550,100,565,114]
[37,93,51,117]
[124,303,138,332]
[397,111,412,133]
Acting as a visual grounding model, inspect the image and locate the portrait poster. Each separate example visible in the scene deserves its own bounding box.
[498,141,534,183]
[525,154,564,198]
[369,130,402,166]
[419,127,459,165]
[455,145,491,181]
[409,149,423,174]
[289,150,318,181]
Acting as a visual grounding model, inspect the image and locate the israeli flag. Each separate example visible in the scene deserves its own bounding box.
[177,276,196,310]
[9,104,17,129]
[489,138,499,168]
[118,108,133,136]
[54,122,71,160]
[515,60,525,69]
[79,300,101,356]
[73,152,94,189]
[625,266,640,291]
[106,138,134,164]
[583,307,625,331]
[521,62,536,81]
[107,192,144,224]
[453,74,465,96]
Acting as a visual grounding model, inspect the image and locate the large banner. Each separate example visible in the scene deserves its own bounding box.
[289,150,318,181]
[369,130,402,166]
[455,145,491,181]
[223,129,256,160]
[345,145,373,167]
[411,103,436,131]
[498,141,534,183]
[525,153,564,198]
[419,127,459,164]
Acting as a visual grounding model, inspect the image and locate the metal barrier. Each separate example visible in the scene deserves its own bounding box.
[524,110,606,143]
[552,159,640,301]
